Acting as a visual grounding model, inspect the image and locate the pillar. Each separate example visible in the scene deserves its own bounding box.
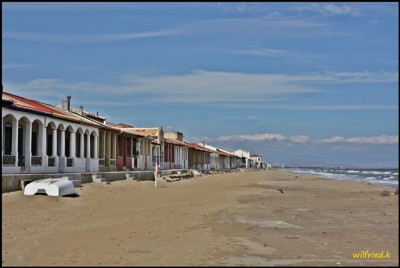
[52,127,57,157]
[24,121,32,168]
[86,132,91,159]
[94,133,98,159]
[60,129,65,157]
[12,120,18,166]
[69,129,76,158]
[80,131,84,158]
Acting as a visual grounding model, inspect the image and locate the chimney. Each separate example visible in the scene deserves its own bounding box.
[80,106,84,115]
[66,96,71,111]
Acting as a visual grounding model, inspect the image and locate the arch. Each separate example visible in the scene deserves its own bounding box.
[2,113,17,122]
[31,119,43,156]
[17,116,31,166]
[84,129,91,135]
[32,118,44,126]
[18,116,31,125]
[2,114,17,156]
[47,121,57,129]
[65,125,74,158]
[57,123,65,130]
[91,129,98,137]
[45,121,59,157]
[66,125,74,132]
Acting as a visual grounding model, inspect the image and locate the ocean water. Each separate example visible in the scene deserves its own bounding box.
[287,167,399,188]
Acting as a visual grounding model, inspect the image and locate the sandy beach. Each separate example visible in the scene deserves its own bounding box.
[2,169,398,266]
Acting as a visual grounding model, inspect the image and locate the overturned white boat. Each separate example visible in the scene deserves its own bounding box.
[24,177,76,197]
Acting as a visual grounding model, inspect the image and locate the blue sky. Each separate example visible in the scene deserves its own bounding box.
[2,2,398,168]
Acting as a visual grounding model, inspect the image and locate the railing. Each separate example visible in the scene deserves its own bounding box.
[2,155,16,165]
[99,158,105,166]
[109,159,116,166]
[18,156,25,166]
[48,157,56,167]
[67,158,73,167]
[31,156,42,166]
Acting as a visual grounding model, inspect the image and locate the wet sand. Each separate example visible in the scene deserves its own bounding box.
[2,169,398,266]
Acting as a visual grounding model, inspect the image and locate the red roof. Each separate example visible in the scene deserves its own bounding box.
[217,148,235,157]
[184,142,213,153]
[165,138,189,147]
[251,154,261,157]
[3,92,69,117]
[2,92,88,123]
[115,123,134,128]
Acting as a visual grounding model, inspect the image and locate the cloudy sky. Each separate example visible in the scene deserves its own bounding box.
[2,2,398,168]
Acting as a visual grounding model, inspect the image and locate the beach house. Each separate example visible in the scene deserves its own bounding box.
[250,153,263,169]
[185,142,212,170]
[2,92,100,174]
[118,126,164,170]
[233,149,252,168]
[163,130,189,169]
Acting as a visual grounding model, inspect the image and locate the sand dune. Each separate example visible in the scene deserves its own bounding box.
[2,169,398,266]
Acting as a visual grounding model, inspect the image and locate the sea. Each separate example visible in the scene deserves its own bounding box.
[286,167,399,188]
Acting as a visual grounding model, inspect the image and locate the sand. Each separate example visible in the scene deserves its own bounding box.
[2,169,398,266]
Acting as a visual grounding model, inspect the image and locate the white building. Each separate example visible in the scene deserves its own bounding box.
[233,149,251,168]
[2,92,99,174]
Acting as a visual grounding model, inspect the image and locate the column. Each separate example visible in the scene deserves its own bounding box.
[86,132,91,159]
[107,131,111,159]
[102,131,106,159]
[12,120,18,166]
[38,125,44,156]
[24,121,32,169]
[112,133,116,160]
[80,131,84,158]
[69,130,76,158]
[60,129,65,157]
[52,127,57,157]
[41,125,47,166]
[94,133,98,159]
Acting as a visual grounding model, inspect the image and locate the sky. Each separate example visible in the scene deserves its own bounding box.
[2,2,399,168]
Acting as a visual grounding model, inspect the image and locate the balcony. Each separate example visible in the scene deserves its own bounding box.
[2,155,16,165]
[31,156,42,166]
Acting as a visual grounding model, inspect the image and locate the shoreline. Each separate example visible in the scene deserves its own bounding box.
[2,169,398,266]
[283,167,399,189]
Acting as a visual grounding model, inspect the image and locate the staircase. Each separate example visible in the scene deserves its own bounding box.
[91,174,109,184]
[125,173,136,180]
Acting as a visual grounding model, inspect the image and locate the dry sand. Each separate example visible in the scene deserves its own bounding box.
[2,169,398,266]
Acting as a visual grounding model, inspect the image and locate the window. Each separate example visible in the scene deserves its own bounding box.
[31,131,37,156]
[4,122,12,155]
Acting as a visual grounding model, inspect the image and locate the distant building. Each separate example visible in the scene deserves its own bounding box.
[164,130,184,141]
[251,154,262,169]
[233,149,251,168]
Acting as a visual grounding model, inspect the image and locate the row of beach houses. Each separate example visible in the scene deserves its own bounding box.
[2,89,268,175]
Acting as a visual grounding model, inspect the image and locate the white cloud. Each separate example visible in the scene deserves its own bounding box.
[322,71,398,83]
[218,2,266,14]
[2,63,32,69]
[4,69,397,104]
[318,135,398,145]
[3,30,178,43]
[217,133,398,145]
[300,3,361,17]
[289,135,310,143]
[218,133,287,142]
[217,47,290,57]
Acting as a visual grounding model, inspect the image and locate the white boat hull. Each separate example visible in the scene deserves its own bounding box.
[24,178,76,197]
